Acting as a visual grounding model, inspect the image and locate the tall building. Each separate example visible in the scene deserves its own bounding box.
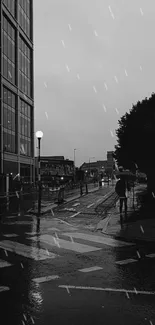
[0,0,34,181]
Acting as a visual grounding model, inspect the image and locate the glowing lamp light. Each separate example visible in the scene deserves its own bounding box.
[36,131,43,139]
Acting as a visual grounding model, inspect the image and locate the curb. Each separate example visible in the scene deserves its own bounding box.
[101,231,155,244]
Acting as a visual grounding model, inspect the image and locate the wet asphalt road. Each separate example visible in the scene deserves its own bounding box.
[0,188,155,325]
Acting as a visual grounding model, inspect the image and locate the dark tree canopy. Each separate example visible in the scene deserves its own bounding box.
[114,93,155,174]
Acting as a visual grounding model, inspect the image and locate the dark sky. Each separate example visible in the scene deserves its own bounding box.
[34,0,155,166]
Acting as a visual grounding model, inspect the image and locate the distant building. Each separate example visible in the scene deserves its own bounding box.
[35,156,74,180]
[80,160,108,176]
[0,1,34,181]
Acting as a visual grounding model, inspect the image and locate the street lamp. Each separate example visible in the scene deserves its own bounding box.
[36,130,43,217]
[74,148,76,183]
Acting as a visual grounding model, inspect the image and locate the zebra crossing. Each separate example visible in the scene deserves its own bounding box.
[0,230,155,294]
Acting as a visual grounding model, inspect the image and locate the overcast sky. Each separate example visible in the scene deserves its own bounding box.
[34,0,155,166]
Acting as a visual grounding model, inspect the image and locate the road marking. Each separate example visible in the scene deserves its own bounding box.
[32,275,59,283]
[116,258,137,265]
[58,285,155,295]
[25,232,40,236]
[72,203,80,207]
[63,233,135,247]
[3,234,19,238]
[70,212,81,218]
[31,235,101,253]
[6,216,16,219]
[55,218,79,227]
[0,259,12,268]
[96,199,102,203]
[0,286,10,293]
[146,253,155,258]
[0,240,58,261]
[87,203,95,208]
[79,266,103,272]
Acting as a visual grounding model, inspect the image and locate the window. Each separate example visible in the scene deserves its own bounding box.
[20,99,32,156]
[2,16,16,85]
[18,0,31,39]
[19,37,32,97]
[3,87,16,153]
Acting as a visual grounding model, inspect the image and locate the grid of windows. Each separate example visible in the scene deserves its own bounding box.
[19,0,31,38]
[3,87,16,153]
[19,37,32,97]
[2,0,16,17]
[20,99,31,156]
[2,16,16,85]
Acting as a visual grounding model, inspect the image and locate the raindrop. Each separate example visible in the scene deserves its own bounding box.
[140,8,144,16]
[125,291,130,299]
[104,82,108,90]
[103,104,107,112]
[136,250,141,259]
[8,70,12,78]
[77,74,80,80]
[68,24,72,31]
[110,130,114,137]
[44,82,47,88]
[108,5,115,19]
[115,108,119,114]
[45,112,48,120]
[114,76,118,83]
[4,250,8,257]
[94,30,98,37]
[23,314,27,321]
[66,286,70,294]
[140,225,144,233]
[21,263,24,268]
[125,69,128,77]
[93,86,97,93]
[61,40,65,48]
[66,64,70,72]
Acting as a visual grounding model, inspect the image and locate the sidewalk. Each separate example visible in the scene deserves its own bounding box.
[99,185,155,243]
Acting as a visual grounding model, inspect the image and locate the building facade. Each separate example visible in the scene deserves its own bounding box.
[0,0,34,181]
[35,156,74,180]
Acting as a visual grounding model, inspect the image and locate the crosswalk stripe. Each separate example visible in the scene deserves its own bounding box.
[31,235,101,253]
[0,286,10,293]
[32,275,59,283]
[0,240,58,261]
[79,266,103,272]
[115,258,137,265]
[3,234,19,238]
[63,233,135,247]
[0,259,12,268]
[146,254,155,258]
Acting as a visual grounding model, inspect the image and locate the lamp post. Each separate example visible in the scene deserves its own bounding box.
[36,131,43,217]
[74,149,76,183]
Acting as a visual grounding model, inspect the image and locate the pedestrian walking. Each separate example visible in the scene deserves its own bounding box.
[115,176,130,224]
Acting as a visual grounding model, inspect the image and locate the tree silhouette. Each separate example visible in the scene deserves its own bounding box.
[114,93,155,195]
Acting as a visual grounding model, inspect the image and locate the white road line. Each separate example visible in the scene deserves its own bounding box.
[3,234,19,238]
[79,266,103,272]
[0,259,12,268]
[146,253,155,258]
[96,199,102,203]
[31,235,101,253]
[32,275,59,283]
[72,203,80,207]
[63,233,135,247]
[0,240,58,261]
[87,203,95,208]
[58,285,155,295]
[0,286,10,293]
[70,212,81,218]
[116,258,138,265]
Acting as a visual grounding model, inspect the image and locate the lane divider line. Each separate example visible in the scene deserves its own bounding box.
[79,266,103,272]
[32,275,60,283]
[58,285,155,295]
[115,258,138,265]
